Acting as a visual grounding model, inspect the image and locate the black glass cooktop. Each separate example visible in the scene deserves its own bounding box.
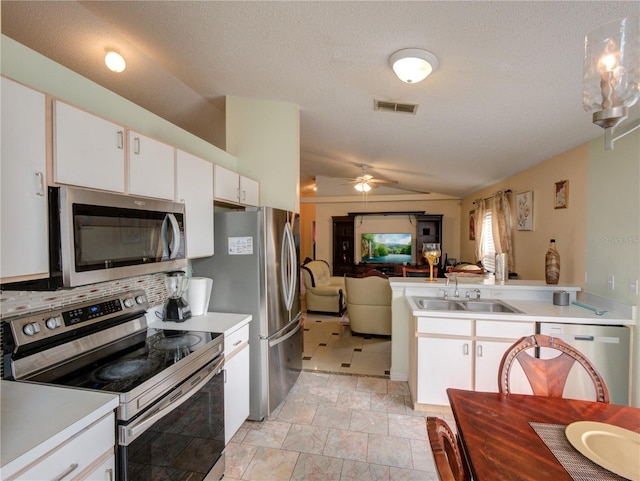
[45,330,223,394]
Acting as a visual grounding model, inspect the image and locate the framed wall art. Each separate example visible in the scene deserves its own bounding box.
[469,210,476,240]
[516,191,533,231]
[554,180,568,209]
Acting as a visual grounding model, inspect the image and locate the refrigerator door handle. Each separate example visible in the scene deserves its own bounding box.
[280,221,297,311]
[267,316,302,348]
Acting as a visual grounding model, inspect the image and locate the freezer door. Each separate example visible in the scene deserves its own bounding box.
[267,314,303,414]
[538,323,630,405]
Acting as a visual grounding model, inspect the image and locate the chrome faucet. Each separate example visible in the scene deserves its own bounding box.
[453,275,459,298]
[473,288,481,301]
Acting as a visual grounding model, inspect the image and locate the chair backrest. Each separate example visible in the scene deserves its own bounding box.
[402,266,435,277]
[344,274,391,306]
[498,334,610,403]
[426,417,471,481]
[300,260,331,288]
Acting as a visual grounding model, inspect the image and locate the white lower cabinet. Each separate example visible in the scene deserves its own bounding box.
[76,451,115,481]
[223,323,250,444]
[8,413,115,481]
[412,316,534,407]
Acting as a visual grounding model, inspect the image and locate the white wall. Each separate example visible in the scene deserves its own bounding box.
[226,96,300,212]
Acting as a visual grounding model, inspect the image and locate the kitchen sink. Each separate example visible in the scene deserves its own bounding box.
[416,299,465,310]
[461,300,521,313]
[412,297,521,313]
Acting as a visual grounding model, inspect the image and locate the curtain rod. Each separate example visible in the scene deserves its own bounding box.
[473,189,512,204]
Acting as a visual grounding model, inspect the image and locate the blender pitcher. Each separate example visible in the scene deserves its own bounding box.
[163,270,192,322]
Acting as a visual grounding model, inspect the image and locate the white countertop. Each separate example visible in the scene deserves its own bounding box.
[406,296,635,326]
[147,307,252,336]
[0,380,119,477]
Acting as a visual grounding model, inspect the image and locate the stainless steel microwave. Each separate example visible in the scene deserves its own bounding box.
[2,187,187,290]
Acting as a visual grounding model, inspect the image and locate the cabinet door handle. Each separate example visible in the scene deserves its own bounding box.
[117,130,124,149]
[52,463,79,481]
[233,339,242,346]
[134,137,141,155]
[105,468,114,481]
[35,171,45,196]
[477,345,483,357]
[463,343,469,355]
[241,189,246,201]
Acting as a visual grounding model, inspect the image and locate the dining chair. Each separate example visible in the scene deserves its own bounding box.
[426,417,471,481]
[401,266,435,277]
[498,334,610,403]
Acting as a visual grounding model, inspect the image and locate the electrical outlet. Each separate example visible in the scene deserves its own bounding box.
[630,279,639,296]
[607,275,615,290]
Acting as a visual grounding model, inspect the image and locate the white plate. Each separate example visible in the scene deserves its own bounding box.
[565,421,640,480]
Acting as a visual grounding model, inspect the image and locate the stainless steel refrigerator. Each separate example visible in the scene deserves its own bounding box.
[192,207,302,421]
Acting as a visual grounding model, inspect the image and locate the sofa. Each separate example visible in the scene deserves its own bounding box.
[344,270,392,336]
[301,260,346,315]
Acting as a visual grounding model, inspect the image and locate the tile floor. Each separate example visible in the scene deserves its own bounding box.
[301,312,391,377]
[222,313,455,481]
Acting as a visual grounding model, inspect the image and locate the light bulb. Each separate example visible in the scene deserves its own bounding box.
[105,51,126,73]
[355,182,371,192]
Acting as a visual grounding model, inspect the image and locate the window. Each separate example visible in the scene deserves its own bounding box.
[480,208,495,272]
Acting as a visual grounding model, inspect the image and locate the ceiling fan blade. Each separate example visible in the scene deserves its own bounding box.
[368,178,398,185]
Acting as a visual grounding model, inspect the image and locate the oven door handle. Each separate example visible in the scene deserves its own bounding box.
[120,355,224,445]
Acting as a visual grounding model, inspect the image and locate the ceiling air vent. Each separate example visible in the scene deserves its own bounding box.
[374,99,418,115]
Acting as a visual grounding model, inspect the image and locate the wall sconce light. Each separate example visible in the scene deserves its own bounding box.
[389,48,439,84]
[583,16,640,150]
[105,50,126,73]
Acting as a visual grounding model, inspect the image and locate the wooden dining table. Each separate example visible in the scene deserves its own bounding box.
[447,388,640,481]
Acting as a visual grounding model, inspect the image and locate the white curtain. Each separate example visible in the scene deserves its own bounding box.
[492,191,513,270]
[474,198,487,263]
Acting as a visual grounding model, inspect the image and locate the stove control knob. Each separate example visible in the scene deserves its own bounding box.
[135,295,146,305]
[45,316,62,330]
[22,322,41,336]
[123,298,135,308]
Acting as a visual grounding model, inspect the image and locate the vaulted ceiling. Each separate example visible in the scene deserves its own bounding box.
[2,1,638,197]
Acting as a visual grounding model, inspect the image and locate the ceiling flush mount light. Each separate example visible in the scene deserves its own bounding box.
[105,50,126,73]
[389,48,439,84]
[583,16,640,150]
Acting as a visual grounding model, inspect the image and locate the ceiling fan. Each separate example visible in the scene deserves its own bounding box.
[343,165,398,192]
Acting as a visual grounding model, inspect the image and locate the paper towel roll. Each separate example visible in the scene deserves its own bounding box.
[187,277,213,316]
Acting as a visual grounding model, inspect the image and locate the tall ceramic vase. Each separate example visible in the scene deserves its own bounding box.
[545,239,560,285]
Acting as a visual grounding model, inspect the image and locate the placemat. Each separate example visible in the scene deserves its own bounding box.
[529,422,629,481]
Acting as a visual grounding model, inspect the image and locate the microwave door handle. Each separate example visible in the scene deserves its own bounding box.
[161,214,170,259]
[166,213,181,259]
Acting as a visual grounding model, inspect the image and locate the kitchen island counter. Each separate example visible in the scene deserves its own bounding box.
[0,380,119,479]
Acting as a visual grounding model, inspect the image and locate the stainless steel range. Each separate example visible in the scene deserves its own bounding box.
[2,289,225,481]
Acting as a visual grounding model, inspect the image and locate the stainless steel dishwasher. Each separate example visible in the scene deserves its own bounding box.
[538,323,630,405]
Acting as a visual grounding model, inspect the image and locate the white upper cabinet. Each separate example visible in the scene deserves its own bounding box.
[176,150,214,258]
[128,131,175,200]
[0,77,49,281]
[214,164,259,206]
[53,100,126,193]
[239,175,259,206]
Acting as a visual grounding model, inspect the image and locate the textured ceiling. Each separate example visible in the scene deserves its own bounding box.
[2,1,638,198]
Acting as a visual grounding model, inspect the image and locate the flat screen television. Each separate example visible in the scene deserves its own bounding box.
[360,233,412,264]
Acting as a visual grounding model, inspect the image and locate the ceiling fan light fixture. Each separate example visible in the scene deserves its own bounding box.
[390,48,438,83]
[355,182,372,192]
[105,50,126,73]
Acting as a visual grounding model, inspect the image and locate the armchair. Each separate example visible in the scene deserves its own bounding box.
[301,260,346,316]
[344,271,392,336]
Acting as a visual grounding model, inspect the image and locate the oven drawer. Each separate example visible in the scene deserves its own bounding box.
[225,323,249,358]
[9,413,114,481]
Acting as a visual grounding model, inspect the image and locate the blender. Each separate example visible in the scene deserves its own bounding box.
[163,270,192,322]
